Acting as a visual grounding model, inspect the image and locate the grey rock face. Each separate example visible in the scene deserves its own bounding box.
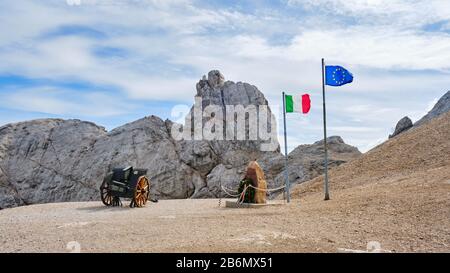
[0,71,279,207]
[179,71,280,198]
[0,116,200,209]
[389,116,413,138]
[0,119,107,208]
[269,136,361,196]
[0,71,362,208]
[415,91,450,126]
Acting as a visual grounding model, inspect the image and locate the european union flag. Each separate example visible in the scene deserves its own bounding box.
[325,65,353,86]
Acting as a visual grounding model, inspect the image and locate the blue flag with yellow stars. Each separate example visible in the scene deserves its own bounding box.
[325,65,353,86]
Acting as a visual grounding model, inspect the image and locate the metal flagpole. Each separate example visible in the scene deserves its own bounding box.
[282,92,290,203]
[321,58,330,200]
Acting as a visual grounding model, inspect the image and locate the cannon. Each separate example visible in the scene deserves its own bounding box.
[100,166,152,208]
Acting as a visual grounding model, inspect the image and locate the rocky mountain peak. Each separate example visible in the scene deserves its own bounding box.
[196,70,269,107]
[0,71,361,208]
[291,136,361,160]
[314,136,345,146]
[207,70,225,89]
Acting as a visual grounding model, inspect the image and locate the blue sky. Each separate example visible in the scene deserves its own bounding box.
[0,0,449,153]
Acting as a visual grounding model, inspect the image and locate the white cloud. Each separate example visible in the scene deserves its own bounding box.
[0,0,449,152]
[288,29,450,71]
[0,87,134,117]
[287,0,450,28]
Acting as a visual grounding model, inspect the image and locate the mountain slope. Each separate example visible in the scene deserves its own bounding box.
[290,110,450,197]
[415,90,450,126]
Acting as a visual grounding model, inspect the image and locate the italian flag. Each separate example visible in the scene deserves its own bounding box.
[285,94,311,114]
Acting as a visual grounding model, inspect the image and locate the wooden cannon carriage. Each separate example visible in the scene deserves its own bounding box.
[100,166,150,208]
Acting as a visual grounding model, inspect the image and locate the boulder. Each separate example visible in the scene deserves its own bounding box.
[389,116,413,138]
[0,119,107,208]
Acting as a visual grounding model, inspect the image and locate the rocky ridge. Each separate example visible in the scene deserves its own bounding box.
[0,71,361,208]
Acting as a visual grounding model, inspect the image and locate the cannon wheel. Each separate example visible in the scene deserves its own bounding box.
[130,176,149,208]
[100,179,113,206]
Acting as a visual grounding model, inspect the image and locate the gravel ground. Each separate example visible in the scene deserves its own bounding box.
[0,110,449,253]
[0,167,448,253]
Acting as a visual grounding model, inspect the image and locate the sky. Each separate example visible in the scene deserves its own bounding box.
[0,0,449,153]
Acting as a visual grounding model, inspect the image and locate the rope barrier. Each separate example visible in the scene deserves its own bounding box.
[221,186,242,197]
[221,186,239,193]
[223,184,285,194]
[237,184,249,205]
[247,184,286,192]
[220,183,287,207]
[218,179,222,208]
